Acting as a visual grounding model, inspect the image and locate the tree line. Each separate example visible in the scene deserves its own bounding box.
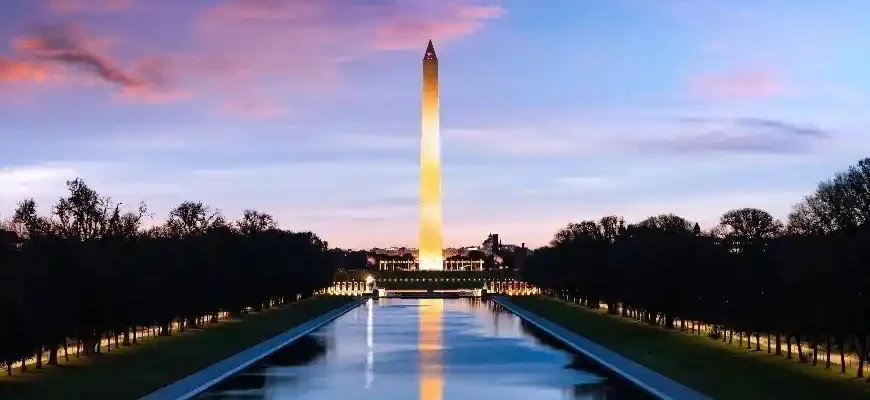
[0,179,337,376]
[521,157,870,379]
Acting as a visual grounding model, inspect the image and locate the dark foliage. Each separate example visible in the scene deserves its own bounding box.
[0,179,337,376]
[521,158,870,378]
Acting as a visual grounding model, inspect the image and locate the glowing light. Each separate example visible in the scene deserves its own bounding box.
[366,298,374,389]
[419,40,443,271]
[366,275,374,284]
[418,298,444,400]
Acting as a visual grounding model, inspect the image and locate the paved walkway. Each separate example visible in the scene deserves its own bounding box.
[491,297,712,400]
[139,299,366,400]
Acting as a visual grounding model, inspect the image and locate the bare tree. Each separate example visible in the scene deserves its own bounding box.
[165,201,225,237]
[236,209,277,235]
[717,208,782,253]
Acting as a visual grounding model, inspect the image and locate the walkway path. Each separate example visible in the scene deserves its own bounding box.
[492,297,712,400]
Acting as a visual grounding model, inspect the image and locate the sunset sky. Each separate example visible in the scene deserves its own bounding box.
[2,0,870,249]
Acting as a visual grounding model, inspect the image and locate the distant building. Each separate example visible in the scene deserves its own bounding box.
[373,243,485,271]
[482,233,501,255]
[443,247,467,258]
[371,247,417,257]
[378,259,418,271]
[501,244,521,252]
[444,259,483,271]
[372,246,488,259]
[378,258,483,271]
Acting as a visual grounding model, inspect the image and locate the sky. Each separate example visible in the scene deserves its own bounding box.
[1,0,870,249]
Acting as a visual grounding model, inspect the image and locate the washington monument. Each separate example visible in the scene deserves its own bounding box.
[419,39,443,271]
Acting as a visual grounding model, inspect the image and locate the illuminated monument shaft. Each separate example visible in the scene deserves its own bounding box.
[419,39,443,271]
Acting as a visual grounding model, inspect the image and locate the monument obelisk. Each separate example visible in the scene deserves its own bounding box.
[419,39,443,271]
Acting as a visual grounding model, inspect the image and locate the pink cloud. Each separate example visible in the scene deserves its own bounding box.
[375,4,506,50]
[117,85,190,104]
[0,58,65,107]
[190,0,504,113]
[197,0,505,58]
[117,55,189,103]
[221,97,286,119]
[4,0,504,114]
[0,57,50,83]
[689,69,783,99]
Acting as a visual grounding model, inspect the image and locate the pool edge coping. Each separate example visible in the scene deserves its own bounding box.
[138,298,367,400]
[490,296,712,400]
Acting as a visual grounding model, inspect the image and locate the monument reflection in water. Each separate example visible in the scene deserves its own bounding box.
[419,299,444,400]
[197,298,642,399]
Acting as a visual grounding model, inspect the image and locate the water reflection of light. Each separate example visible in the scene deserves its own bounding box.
[419,298,443,400]
[471,300,523,338]
[366,298,374,389]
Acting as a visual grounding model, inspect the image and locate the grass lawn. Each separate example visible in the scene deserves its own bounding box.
[0,296,355,400]
[511,296,870,400]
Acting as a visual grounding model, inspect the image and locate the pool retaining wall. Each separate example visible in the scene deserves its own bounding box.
[139,298,367,400]
[491,296,712,400]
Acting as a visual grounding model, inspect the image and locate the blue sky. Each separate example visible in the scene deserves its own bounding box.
[1,0,869,248]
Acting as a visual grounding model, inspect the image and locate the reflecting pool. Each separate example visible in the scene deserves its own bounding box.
[197,298,647,400]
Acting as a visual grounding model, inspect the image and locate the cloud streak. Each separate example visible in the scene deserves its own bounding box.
[48,0,132,13]
[653,118,831,154]
[732,118,828,137]
[16,24,139,86]
[439,117,832,157]
[7,22,176,102]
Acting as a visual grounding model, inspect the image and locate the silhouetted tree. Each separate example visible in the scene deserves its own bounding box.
[0,179,339,375]
[521,157,870,380]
